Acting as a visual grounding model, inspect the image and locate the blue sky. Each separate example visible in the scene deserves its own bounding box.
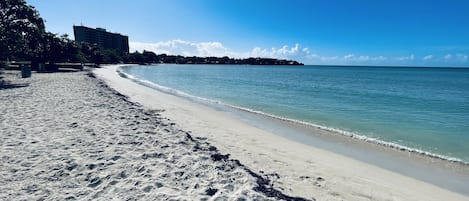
[29,0,469,66]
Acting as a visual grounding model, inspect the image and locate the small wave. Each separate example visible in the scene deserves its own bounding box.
[117,66,468,166]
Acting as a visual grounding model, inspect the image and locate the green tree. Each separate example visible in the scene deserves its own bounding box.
[90,46,104,65]
[41,33,80,64]
[41,32,62,64]
[126,51,144,64]
[0,0,46,61]
[60,34,80,63]
[102,49,122,64]
[77,42,104,65]
[142,50,157,63]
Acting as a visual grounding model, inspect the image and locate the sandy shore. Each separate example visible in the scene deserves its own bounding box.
[0,70,305,200]
[94,65,468,201]
[1,66,467,201]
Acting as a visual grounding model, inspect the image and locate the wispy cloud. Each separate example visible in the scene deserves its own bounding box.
[443,54,468,62]
[249,44,312,60]
[423,55,433,60]
[131,41,312,60]
[130,40,239,57]
[130,40,468,66]
[396,54,415,61]
[444,54,453,60]
[341,54,387,62]
[455,54,468,62]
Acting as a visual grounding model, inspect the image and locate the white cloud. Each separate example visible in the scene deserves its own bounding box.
[248,43,312,60]
[247,46,384,63]
[131,40,312,59]
[344,54,354,60]
[341,54,387,62]
[423,55,433,60]
[443,53,468,62]
[129,40,467,66]
[130,40,240,57]
[396,54,415,61]
[130,40,391,64]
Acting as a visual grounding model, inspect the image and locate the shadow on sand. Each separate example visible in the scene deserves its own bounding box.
[0,71,30,90]
[0,65,85,90]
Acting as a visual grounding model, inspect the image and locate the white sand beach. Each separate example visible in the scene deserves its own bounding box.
[0,70,297,200]
[0,65,467,201]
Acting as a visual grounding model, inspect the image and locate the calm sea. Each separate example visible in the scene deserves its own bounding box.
[120,64,469,163]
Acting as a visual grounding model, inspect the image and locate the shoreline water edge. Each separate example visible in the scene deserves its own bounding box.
[93,64,468,200]
[117,65,468,166]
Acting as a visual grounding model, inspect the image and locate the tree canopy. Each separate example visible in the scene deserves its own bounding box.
[0,0,45,61]
[0,0,114,68]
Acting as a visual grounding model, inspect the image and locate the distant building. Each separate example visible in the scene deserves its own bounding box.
[73,25,129,55]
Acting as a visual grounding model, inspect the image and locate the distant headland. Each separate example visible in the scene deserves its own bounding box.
[126,51,303,65]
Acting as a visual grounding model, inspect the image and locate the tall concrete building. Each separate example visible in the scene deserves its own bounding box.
[73,25,129,55]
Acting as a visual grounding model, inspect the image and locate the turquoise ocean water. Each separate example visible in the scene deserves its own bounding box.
[120,65,469,163]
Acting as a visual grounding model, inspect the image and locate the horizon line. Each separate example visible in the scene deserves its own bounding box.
[302,64,469,69]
